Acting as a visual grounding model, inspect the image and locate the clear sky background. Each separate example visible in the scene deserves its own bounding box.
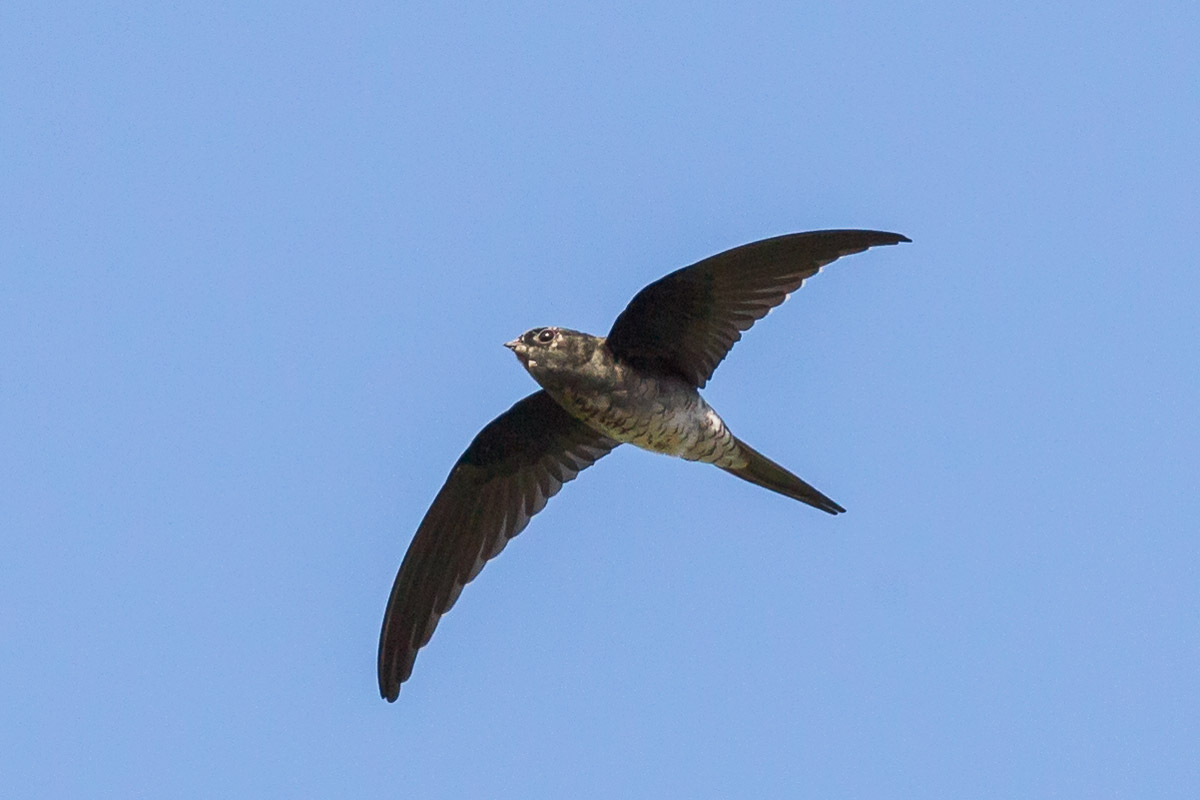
[3,2,1198,797]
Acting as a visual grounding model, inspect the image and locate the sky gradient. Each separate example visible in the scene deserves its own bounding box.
[4,2,1198,797]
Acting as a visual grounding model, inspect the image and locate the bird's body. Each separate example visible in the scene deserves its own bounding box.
[378,229,910,701]
[512,329,734,464]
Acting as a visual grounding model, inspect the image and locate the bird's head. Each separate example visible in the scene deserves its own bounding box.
[504,327,603,384]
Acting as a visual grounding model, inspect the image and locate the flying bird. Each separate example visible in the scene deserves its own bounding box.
[379,229,910,701]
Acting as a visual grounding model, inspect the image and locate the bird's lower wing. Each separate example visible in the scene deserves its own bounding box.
[378,390,618,701]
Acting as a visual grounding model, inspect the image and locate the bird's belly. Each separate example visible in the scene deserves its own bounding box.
[556,386,732,463]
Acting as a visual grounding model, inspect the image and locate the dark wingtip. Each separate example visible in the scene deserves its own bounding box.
[378,628,403,702]
[378,664,398,701]
[812,229,910,246]
[379,654,401,701]
[872,230,910,245]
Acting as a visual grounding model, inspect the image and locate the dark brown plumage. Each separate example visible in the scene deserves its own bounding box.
[607,230,908,387]
[379,229,909,701]
[378,392,616,700]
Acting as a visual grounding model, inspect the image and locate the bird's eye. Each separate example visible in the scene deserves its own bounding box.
[536,329,556,344]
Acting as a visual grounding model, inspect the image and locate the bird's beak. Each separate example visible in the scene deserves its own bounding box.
[504,338,521,351]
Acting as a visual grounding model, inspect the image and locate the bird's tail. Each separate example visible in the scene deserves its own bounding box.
[719,436,845,515]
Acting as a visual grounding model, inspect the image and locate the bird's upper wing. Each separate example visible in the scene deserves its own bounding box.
[605,229,910,388]
[378,390,618,701]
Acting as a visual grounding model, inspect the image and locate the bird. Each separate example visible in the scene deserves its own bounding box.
[378,228,910,701]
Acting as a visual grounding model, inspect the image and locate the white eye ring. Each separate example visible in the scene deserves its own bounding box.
[536,329,556,344]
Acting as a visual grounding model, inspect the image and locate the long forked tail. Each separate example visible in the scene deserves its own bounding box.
[718,436,845,515]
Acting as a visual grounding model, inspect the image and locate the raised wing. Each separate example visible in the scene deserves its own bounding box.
[606,229,910,388]
[378,390,618,701]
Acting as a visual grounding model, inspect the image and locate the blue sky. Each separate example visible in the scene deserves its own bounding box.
[3,2,1198,797]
